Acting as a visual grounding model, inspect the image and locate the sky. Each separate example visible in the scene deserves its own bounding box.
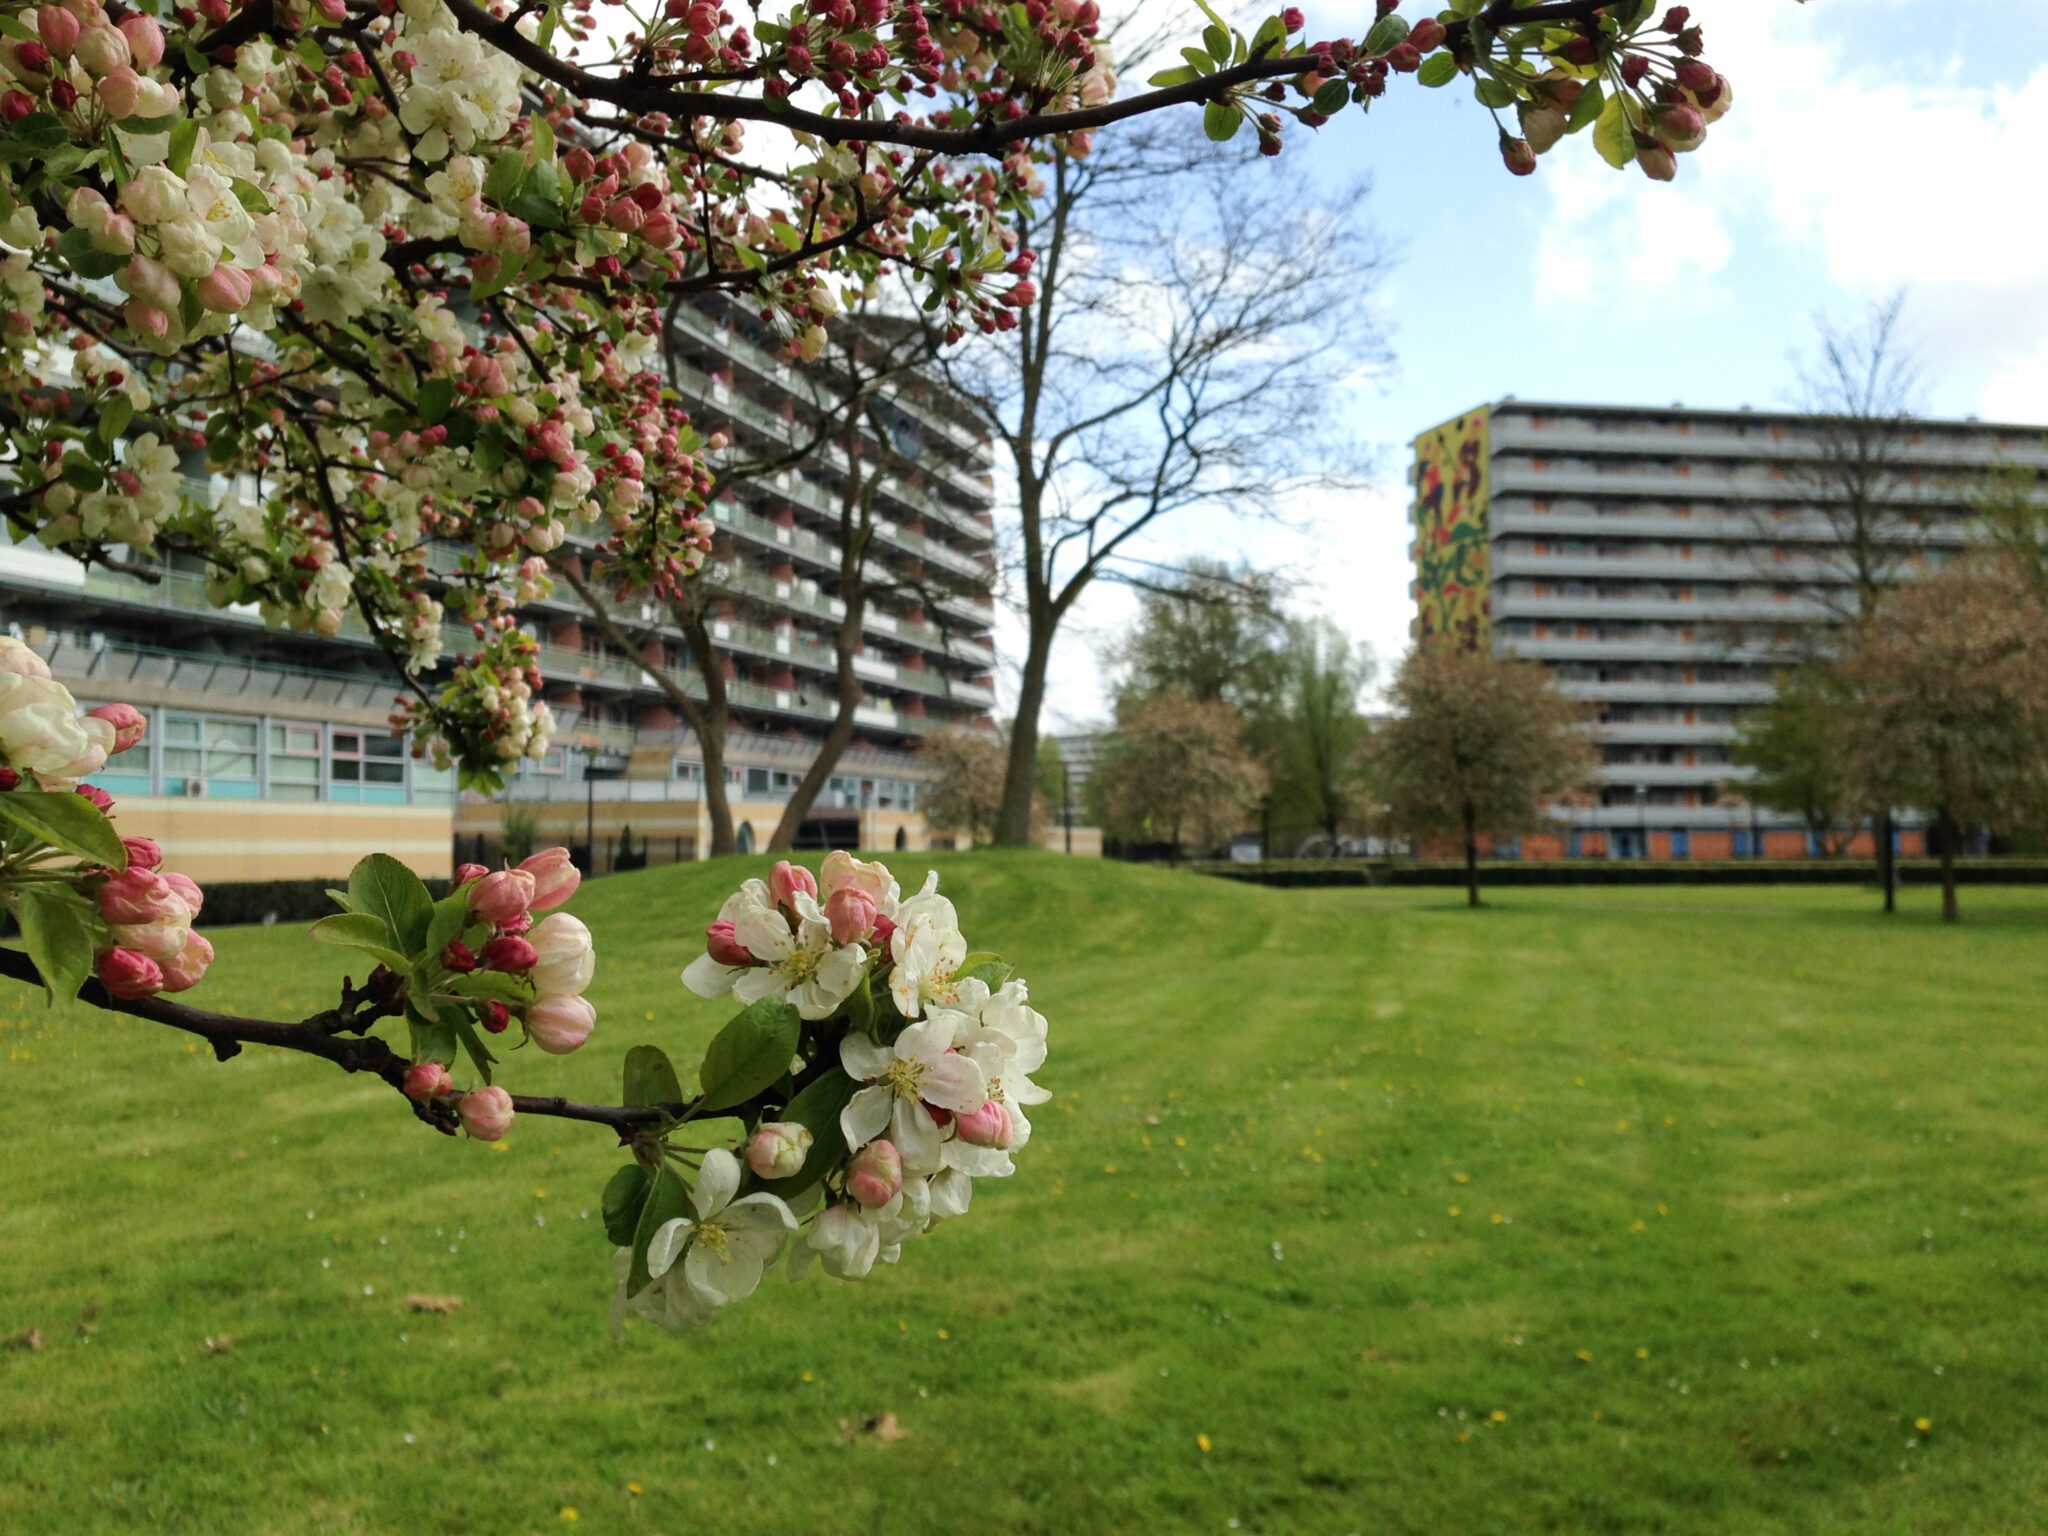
[1007,0,2048,732]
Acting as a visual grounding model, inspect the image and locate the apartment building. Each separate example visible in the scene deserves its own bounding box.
[1409,398,2048,859]
[1,299,999,880]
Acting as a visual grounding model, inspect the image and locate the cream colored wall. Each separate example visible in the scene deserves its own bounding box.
[109,798,453,883]
[455,797,960,862]
[1039,825,1103,858]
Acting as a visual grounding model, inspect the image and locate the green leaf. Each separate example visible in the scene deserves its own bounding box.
[228,177,271,215]
[165,117,199,177]
[0,114,70,161]
[442,970,529,1003]
[324,887,354,912]
[1146,64,1201,87]
[753,1072,859,1200]
[1311,79,1349,116]
[1202,99,1241,142]
[625,1044,685,1109]
[629,1164,689,1293]
[697,998,801,1113]
[417,377,454,426]
[1201,23,1230,62]
[97,395,134,446]
[348,853,433,952]
[1567,79,1606,134]
[1250,13,1286,55]
[1418,52,1460,87]
[1473,76,1514,108]
[1592,92,1631,169]
[408,1016,458,1066]
[308,913,412,972]
[483,151,526,205]
[1178,45,1214,75]
[11,885,98,1001]
[55,227,126,281]
[454,1018,497,1085]
[602,1163,651,1246]
[1363,12,1409,53]
[530,113,555,168]
[424,889,471,960]
[0,787,125,868]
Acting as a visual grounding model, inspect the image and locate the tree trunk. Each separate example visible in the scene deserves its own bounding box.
[1463,801,1480,910]
[696,710,735,858]
[1877,805,1896,914]
[995,615,1053,845]
[1938,812,1959,924]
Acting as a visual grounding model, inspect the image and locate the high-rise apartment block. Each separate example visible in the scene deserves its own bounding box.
[1410,398,2047,858]
[1,299,999,880]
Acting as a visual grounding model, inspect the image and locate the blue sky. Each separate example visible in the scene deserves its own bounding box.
[1021,0,2048,727]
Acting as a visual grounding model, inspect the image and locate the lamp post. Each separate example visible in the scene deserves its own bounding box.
[1634,781,1649,860]
[582,751,629,874]
[1062,758,1073,855]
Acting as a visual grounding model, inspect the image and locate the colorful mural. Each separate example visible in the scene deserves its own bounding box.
[1410,408,1492,650]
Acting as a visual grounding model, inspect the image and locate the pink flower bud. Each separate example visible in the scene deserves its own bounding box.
[481,934,538,972]
[469,867,536,926]
[745,1121,813,1179]
[517,847,580,911]
[95,64,143,119]
[440,938,477,973]
[525,993,595,1055]
[97,946,162,999]
[16,40,50,72]
[1517,102,1567,155]
[37,7,80,57]
[161,870,202,919]
[1652,102,1706,152]
[481,999,511,1033]
[116,13,163,69]
[1385,42,1421,72]
[768,859,817,909]
[871,911,897,949]
[98,867,181,927]
[847,1138,904,1208]
[955,1098,1014,1150]
[705,917,753,967]
[823,886,877,946]
[1637,142,1677,181]
[195,263,254,314]
[1408,16,1444,50]
[72,24,130,76]
[1500,136,1538,176]
[454,861,488,885]
[158,931,213,993]
[404,1059,453,1101]
[87,701,146,754]
[120,835,162,871]
[458,1085,515,1141]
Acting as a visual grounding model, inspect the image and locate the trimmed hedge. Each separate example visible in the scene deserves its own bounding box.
[192,877,458,928]
[1191,858,2048,889]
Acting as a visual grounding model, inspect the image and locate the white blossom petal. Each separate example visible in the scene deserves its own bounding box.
[693,1148,740,1219]
[841,1084,893,1150]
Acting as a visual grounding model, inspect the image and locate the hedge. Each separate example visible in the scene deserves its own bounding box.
[1190,858,2048,889]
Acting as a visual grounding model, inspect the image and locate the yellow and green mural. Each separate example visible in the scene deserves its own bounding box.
[1410,407,1492,650]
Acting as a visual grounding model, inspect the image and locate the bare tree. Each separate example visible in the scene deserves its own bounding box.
[1833,556,2048,923]
[1372,647,1595,910]
[936,132,1388,845]
[1767,293,1932,907]
[559,301,985,856]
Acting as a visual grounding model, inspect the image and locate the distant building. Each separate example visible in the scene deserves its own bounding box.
[1409,398,2048,859]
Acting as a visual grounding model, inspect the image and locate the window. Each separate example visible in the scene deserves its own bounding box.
[80,700,153,797]
[330,730,406,804]
[268,721,322,802]
[412,760,456,805]
[163,712,258,798]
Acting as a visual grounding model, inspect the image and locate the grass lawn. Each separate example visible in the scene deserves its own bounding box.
[5,854,2048,1535]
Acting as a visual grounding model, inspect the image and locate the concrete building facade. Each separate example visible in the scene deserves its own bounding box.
[2,300,999,881]
[1410,398,2048,859]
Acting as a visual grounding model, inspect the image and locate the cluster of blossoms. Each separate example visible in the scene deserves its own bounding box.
[0,637,212,999]
[606,852,1047,1331]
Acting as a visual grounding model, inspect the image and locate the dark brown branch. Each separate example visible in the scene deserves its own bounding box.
[0,942,695,1137]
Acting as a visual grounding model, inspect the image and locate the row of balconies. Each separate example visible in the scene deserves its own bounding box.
[1492,547,1864,584]
[1488,416,2048,472]
[1554,679,1779,706]
[1499,635,1788,663]
[1492,592,1835,624]
[1488,506,1972,547]
[1490,462,1977,507]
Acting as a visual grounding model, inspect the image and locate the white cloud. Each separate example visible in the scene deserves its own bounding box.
[1535,6,2048,414]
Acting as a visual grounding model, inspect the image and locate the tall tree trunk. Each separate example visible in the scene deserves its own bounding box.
[1463,800,1480,910]
[1938,811,1959,924]
[1877,806,1896,913]
[995,612,1053,845]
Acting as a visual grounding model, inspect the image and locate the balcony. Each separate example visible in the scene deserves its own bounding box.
[1499,635,1784,664]
[1489,416,2048,473]
[1491,547,1850,584]
[1590,722,1741,746]
[1593,762,1735,786]
[1492,592,1836,625]
[1555,679,1778,706]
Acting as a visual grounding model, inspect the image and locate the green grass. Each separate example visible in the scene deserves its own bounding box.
[5,856,2048,1535]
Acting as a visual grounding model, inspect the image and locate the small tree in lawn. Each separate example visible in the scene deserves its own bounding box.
[1832,558,2048,923]
[1094,691,1263,861]
[1731,667,1855,854]
[919,727,1011,845]
[1373,648,1594,908]
[1266,618,1374,852]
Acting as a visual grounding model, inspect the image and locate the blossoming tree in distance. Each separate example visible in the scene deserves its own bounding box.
[0,0,1736,1321]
